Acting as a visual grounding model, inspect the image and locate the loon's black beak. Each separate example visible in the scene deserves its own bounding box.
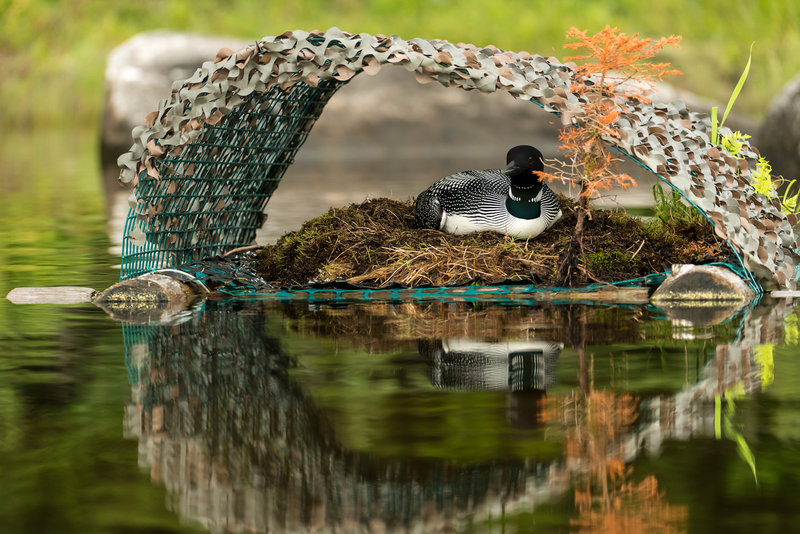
[503,160,522,176]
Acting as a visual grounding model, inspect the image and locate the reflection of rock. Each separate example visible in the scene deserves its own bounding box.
[94,271,208,324]
[659,303,748,328]
[651,264,758,326]
[651,264,755,307]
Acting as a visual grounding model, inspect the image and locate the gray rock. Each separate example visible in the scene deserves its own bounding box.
[93,271,208,324]
[651,264,756,325]
[651,264,755,304]
[102,30,249,161]
[756,72,800,181]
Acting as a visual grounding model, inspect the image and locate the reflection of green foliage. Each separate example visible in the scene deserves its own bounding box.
[0,306,203,532]
[754,344,775,389]
[0,126,204,531]
[715,388,758,487]
[784,311,800,346]
[281,332,562,462]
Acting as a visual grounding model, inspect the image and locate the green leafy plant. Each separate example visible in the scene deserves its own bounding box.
[749,154,777,197]
[711,43,753,145]
[720,130,800,214]
[711,45,800,215]
[720,130,751,158]
[652,184,704,226]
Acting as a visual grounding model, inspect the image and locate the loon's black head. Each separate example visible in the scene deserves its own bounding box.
[503,145,544,194]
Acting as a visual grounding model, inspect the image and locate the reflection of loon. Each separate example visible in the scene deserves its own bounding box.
[123,307,569,532]
[420,339,563,392]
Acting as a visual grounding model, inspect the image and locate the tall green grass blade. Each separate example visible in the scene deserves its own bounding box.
[719,42,754,131]
[711,106,719,145]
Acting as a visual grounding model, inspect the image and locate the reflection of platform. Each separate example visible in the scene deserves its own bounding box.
[122,303,569,533]
[421,339,563,391]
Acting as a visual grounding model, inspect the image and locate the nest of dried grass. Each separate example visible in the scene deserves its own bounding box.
[256,196,728,288]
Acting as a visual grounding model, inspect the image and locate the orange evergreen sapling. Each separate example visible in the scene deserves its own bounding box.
[542,26,682,286]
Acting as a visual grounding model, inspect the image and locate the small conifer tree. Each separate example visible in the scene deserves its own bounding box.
[542,26,681,286]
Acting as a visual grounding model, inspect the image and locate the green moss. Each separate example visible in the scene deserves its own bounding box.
[587,250,643,271]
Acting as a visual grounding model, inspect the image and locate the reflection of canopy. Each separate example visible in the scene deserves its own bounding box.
[117,28,799,289]
[122,302,563,532]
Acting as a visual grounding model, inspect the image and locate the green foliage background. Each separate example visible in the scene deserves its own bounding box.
[2,0,799,128]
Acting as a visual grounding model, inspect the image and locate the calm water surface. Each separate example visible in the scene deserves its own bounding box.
[2,129,800,533]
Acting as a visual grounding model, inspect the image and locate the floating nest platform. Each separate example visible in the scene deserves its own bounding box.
[99,195,751,315]
[257,197,727,290]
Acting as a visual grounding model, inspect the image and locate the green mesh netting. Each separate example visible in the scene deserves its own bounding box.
[120,79,343,279]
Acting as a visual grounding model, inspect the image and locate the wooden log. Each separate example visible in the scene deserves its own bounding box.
[6,286,97,305]
[515,286,649,304]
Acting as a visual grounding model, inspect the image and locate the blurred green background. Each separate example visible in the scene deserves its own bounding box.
[2,0,798,129]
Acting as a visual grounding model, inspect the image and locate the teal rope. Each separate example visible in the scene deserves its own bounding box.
[213,271,665,302]
[210,262,759,303]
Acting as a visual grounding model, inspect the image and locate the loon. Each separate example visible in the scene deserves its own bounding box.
[414,145,562,238]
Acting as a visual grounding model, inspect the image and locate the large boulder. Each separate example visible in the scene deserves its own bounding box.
[102,31,249,163]
[757,73,800,181]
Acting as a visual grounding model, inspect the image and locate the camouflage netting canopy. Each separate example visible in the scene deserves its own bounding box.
[118,27,800,290]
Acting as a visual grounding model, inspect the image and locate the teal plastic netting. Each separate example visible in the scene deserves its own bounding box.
[120,78,343,279]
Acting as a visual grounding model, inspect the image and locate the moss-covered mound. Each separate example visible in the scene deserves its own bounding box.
[257,197,728,288]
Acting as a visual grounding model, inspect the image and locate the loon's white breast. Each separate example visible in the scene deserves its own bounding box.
[437,183,561,238]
